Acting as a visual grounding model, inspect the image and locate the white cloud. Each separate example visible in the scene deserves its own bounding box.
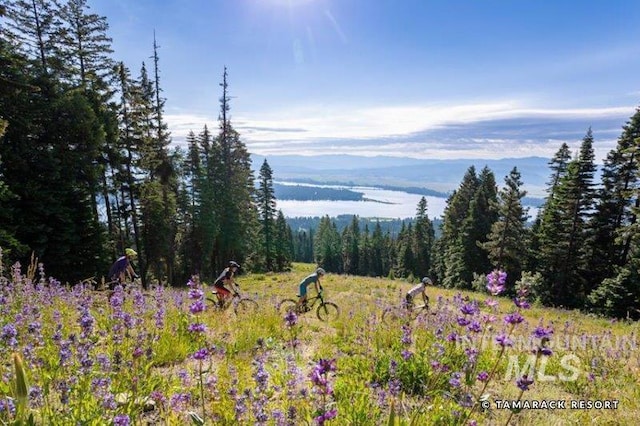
[165,102,632,159]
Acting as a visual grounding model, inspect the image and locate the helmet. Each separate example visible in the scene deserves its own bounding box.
[125,248,137,258]
[229,261,240,268]
[316,267,326,276]
[421,277,432,285]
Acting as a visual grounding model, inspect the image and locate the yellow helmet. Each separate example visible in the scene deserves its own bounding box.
[125,248,137,258]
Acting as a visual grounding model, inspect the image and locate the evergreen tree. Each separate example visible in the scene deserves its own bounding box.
[314,216,341,272]
[341,215,360,275]
[412,197,435,279]
[482,167,530,287]
[274,210,293,271]
[256,159,277,271]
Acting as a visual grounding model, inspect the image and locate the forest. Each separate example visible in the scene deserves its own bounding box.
[0,0,639,318]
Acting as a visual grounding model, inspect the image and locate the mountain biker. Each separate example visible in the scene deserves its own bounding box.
[406,277,432,310]
[213,261,240,305]
[108,248,139,286]
[297,267,325,309]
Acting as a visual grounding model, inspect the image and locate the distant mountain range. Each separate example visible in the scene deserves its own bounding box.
[251,154,552,201]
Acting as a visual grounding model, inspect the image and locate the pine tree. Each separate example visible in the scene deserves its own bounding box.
[274,210,293,271]
[256,159,277,271]
[482,167,530,288]
[314,216,341,272]
[412,197,435,279]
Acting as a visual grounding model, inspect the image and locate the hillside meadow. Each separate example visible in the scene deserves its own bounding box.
[0,262,638,425]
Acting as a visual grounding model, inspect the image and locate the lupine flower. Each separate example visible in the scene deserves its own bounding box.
[496,333,513,347]
[188,323,207,333]
[193,348,209,360]
[315,408,337,425]
[401,324,412,345]
[188,288,204,299]
[516,375,534,391]
[449,372,462,388]
[504,312,524,325]
[1,323,18,347]
[460,302,478,316]
[514,298,531,309]
[401,349,413,360]
[457,316,471,327]
[486,270,507,295]
[485,298,499,309]
[532,326,553,339]
[284,310,298,327]
[467,320,482,333]
[113,414,130,426]
[189,300,205,314]
[477,371,489,382]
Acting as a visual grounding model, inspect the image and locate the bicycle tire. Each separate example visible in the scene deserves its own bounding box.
[316,302,339,321]
[234,298,258,315]
[278,299,299,314]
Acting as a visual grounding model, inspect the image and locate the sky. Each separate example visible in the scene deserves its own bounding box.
[90,0,640,161]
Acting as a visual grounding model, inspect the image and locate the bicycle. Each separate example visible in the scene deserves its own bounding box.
[206,283,258,315]
[278,288,340,322]
[382,299,430,325]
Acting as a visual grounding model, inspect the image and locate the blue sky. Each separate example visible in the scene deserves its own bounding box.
[91,0,640,160]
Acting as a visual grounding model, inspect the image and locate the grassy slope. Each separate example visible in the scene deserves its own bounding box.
[232,263,640,425]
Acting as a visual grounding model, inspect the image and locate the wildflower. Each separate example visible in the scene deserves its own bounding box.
[193,348,209,361]
[467,320,482,333]
[460,302,478,316]
[486,270,507,295]
[449,372,462,388]
[113,414,130,426]
[189,300,205,314]
[516,374,534,391]
[457,316,471,327]
[485,298,499,309]
[514,297,530,309]
[401,349,413,360]
[188,288,204,300]
[504,312,524,325]
[188,323,207,333]
[477,371,489,382]
[284,310,298,327]
[495,333,513,347]
[1,323,18,347]
[401,324,412,345]
[314,408,337,425]
[532,326,553,339]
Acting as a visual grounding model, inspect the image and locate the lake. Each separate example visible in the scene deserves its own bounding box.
[275,182,539,220]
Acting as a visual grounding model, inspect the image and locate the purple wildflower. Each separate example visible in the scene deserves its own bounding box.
[532,326,554,339]
[188,323,207,333]
[401,349,413,360]
[449,372,462,388]
[467,320,482,333]
[189,300,205,314]
[516,375,534,391]
[460,302,478,316]
[314,408,337,425]
[188,288,204,300]
[284,310,298,327]
[193,348,209,360]
[504,312,524,325]
[113,414,130,426]
[477,371,489,382]
[495,333,513,347]
[486,269,507,295]
[514,298,531,309]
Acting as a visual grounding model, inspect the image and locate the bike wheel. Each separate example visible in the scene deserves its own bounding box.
[316,302,339,321]
[278,299,298,314]
[234,298,258,315]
